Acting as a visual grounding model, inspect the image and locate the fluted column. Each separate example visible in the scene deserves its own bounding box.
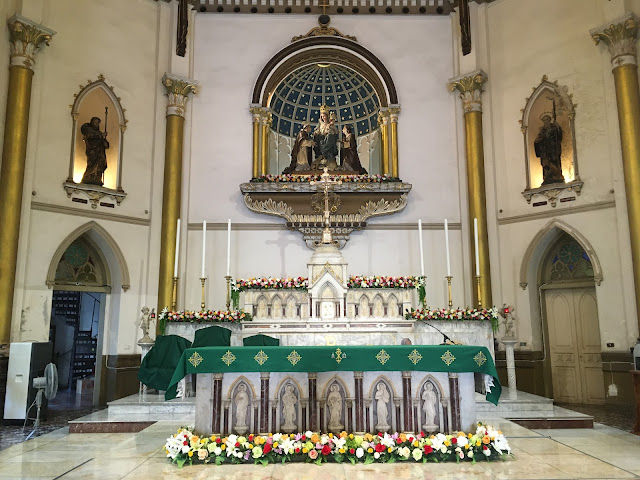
[308,373,318,431]
[0,16,54,346]
[250,105,261,178]
[156,73,197,320]
[389,105,401,178]
[378,110,390,175]
[591,13,640,332]
[448,373,461,432]
[260,109,272,176]
[354,371,364,433]
[449,70,492,307]
[401,371,413,432]
[260,371,270,433]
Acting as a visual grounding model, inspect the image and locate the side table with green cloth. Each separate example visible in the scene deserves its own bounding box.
[243,334,279,346]
[138,334,191,391]
[191,325,231,348]
[166,344,501,404]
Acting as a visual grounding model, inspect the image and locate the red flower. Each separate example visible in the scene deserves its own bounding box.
[482,445,488,450]
[295,447,300,454]
[452,437,457,444]
[183,441,188,446]
[263,444,272,454]
[378,432,383,437]
[374,443,385,453]
[215,438,221,444]
[349,448,355,454]
[301,435,306,441]
[248,434,254,441]
[235,442,240,448]
[424,445,433,454]
[322,445,331,456]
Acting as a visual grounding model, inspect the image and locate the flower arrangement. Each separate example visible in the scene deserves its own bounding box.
[347,275,421,289]
[406,307,499,333]
[250,174,399,184]
[165,424,510,468]
[233,277,309,291]
[158,308,252,334]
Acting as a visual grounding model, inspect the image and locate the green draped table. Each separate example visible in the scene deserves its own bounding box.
[166,344,501,405]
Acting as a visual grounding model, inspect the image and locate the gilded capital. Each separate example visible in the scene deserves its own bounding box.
[377,109,390,126]
[261,108,272,126]
[590,12,639,67]
[388,105,401,122]
[250,104,262,123]
[162,73,198,117]
[448,69,488,113]
[7,15,55,70]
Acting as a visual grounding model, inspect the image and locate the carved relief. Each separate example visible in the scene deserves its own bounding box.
[230,380,255,435]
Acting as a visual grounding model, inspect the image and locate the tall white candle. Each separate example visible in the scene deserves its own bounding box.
[474,218,480,276]
[173,218,180,277]
[418,219,425,277]
[444,219,451,276]
[226,219,231,277]
[201,220,207,278]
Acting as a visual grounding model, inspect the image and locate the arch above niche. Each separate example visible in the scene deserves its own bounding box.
[63,74,128,209]
[519,219,603,289]
[520,75,583,207]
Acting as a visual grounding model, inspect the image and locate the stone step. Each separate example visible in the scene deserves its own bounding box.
[106,392,196,416]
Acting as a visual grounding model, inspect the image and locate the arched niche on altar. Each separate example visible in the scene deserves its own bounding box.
[64,75,128,208]
[520,76,582,207]
[416,375,446,433]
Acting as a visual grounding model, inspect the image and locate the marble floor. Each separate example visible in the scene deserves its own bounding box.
[0,417,640,479]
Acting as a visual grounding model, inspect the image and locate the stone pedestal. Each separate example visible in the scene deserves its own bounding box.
[501,338,518,400]
[137,337,154,394]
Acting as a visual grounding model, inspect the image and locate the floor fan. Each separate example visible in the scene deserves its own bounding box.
[23,363,58,441]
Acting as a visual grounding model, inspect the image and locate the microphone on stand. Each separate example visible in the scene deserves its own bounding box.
[407,310,459,345]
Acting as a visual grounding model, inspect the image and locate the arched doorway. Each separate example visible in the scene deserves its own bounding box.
[540,232,605,404]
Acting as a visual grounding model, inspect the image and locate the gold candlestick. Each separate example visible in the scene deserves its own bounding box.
[475,275,482,308]
[171,276,179,311]
[200,277,207,311]
[446,275,453,308]
[225,275,232,311]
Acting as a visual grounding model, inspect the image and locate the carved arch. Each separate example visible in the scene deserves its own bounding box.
[46,221,130,291]
[519,219,603,289]
[367,374,398,398]
[416,374,447,401]
[274,375,305,400]
[227,375,258,399]
[320,374,351,398]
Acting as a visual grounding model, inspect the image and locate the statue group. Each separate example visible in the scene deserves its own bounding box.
[283,105,367,175]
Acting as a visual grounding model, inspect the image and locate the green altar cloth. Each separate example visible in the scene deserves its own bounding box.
[165,344,501,405]
[138,335,192,392]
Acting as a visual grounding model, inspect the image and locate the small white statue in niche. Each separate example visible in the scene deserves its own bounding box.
[234,383,250,435]
[281,384,298,432]
[327,384,344,431]
[422,383,438,432]
[374,383,391,432]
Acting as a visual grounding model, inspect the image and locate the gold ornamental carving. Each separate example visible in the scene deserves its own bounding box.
[448,69,488,113]
[162,73,198,117]
[243,194,295,221]
[7,15,55,70]
[292,17,357,43]
[590,13,639,67]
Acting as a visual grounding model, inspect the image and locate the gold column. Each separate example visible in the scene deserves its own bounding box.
[449,70,492,307]
[389,105,401,178]
[0,16,54,346]
[591,13,640,331]
[260,109,272,176]
[250,106,261,178]
[378,110,390,175]
[157,73,197,325]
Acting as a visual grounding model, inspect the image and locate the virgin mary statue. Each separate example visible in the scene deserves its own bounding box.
[312,105,338,169]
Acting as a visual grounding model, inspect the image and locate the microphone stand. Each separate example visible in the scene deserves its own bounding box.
[407,310,458,345]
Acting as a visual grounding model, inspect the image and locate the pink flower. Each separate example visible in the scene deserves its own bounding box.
[308,449,318,460]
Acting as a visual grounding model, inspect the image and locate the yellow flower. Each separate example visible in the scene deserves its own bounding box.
[200,439,206,444]
[302,448,308,454]
[468,433,473,438]
[221,444,226,451]
[340,431,347,438]
[188,451,194,457]
[367,448,373,454]
[329,433,333,439]
[464,444,470,450]
[339,448,345,454]
[248,444,253,449]
[349,434,354,440]
[476,441,481,447]
[444,440,450,447]
[387,447,393,453]
[273,442,279,448]
[210,435,216,441]
[413,441,419,447]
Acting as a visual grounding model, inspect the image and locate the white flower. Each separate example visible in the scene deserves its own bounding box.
[214,447,222,456]
[456,436,468,448]
[333,437,346,450]
[181,445,190,454]
[398,446,410,459]
[238,436,247,443]
[197,449,208,460]
[362,441,370,450]
[380,435,395,448]
[374,452,380,459]
[412,448,423,461]
[305,431,313,438]
[493,436,511,454]
[227,434,238,445]
[356,447,364,459]
[252,446,262,458]
[483,448,491,457]
[467,450,474,458]
[440,446,448,454]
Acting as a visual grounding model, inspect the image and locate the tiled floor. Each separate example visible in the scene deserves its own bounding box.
[0,418,639,479]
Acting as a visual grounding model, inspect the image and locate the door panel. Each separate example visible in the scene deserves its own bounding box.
[575,289,605,404]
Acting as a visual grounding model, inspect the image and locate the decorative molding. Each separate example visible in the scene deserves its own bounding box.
[292,17,357,43]
[31,201,149,226]
[186,221,462,231]
[519,218,603,289]
[162,73,198,117]
[243,195,295,221]
[521,180,583,207]
[7,14,55,69]
[63,182,127,209]
[448,69,487,113]
[498,199,614,226]
[590,12,639,67]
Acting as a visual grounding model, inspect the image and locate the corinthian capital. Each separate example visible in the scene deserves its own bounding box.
[448,69,488,113]
[162,73,198,117]
[7,15,55,70]
[590,12,639,67]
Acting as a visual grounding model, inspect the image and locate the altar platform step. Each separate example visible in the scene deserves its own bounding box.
[476,387,594,429]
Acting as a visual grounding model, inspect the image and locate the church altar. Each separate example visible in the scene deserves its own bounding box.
[165,344,500,437]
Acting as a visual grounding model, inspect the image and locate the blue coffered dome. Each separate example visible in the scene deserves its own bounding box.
[269,64,380,138]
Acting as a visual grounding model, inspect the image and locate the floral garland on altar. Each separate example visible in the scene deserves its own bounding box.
[250,174,399,183]
[346,275,420,289]
[405,307,499,333]
[165,424,510,468]
[157,308,252,334]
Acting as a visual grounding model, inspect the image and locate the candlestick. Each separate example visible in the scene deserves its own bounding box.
[225,275,232,311]
[226,219,231,277]
[446,275,453,308]
[200,277,206,311]
[474,218,480,277]
[171,276,179,310]
[475,275,482,308]
[418,219,424,277]
[201,220,206,278]
[444,218,451,276]
[173,218,181,277]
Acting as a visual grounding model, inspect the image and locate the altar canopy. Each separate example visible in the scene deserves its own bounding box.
[165,344,501,404]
